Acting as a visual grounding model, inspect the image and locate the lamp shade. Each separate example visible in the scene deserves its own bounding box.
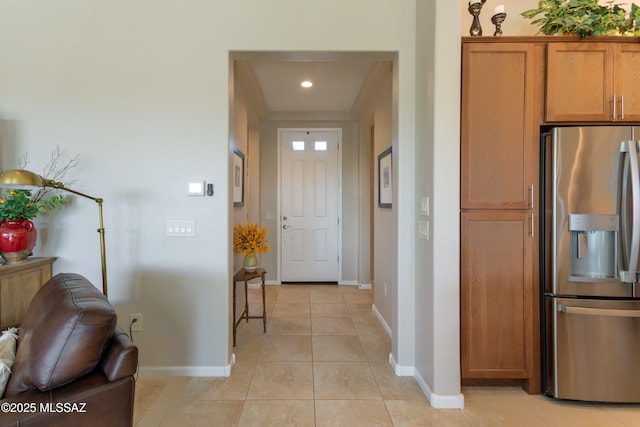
[0,169,45,189]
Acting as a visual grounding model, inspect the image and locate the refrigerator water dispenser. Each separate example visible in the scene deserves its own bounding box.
[568,214,617,280]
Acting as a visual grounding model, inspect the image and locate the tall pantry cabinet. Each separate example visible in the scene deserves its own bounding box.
[460,39,544,393]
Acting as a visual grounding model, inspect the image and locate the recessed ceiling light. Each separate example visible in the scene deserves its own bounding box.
[300,81,313,88]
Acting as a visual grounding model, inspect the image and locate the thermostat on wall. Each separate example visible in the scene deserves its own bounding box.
[188,180,205,196]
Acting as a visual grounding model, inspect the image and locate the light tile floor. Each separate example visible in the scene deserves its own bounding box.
[133,284,640,426]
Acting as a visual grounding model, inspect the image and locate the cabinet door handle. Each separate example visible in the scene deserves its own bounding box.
[531,213,535,238]
[612,94,618,120]
[530,184,535,209]
[621,95,625,120]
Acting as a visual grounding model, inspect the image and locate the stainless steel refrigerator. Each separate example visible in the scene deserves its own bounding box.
[543,126,640,403]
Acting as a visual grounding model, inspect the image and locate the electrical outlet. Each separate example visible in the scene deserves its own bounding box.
[384,282,388,297]
[130,314,143,332]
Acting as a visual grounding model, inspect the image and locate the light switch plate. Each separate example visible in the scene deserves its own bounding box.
[418,220,429,240]
[166,220,196,237]
[420,196,430,216]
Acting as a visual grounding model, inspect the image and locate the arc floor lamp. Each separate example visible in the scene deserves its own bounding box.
[0,169,108,297]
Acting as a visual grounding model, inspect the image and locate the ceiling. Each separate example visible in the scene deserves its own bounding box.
[249,60,375,113]
[234,54,393,120]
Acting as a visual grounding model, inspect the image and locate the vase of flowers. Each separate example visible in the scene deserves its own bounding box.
[0,147,78,264]
[233,222,269,271]
[0,219,37,264]
[0,189,66,264]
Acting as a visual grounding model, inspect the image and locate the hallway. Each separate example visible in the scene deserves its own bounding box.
[133,285,640,426]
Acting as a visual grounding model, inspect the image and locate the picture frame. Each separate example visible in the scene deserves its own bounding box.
[233,148,245,207]
[378,146,392,208]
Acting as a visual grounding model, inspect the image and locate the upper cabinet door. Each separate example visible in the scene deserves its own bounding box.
[461,43,541,210]
[546,43,613,122]
[613,43,640,122]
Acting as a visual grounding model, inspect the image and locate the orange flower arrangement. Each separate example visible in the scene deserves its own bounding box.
[233,222,269,256]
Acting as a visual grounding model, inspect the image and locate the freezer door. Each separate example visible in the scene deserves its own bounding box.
[550,126,634,297]
[548,297,640,402]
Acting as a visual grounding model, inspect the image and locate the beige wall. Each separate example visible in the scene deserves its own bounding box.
[231,75,263,320]
[232,81,249,270]
[0,0,464,406]
[371,74,395,328]
[418,0,463,403]
[358,127,372,286]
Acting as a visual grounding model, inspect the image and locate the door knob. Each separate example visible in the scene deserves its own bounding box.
[283,216,288,220]
[282,225,288,229]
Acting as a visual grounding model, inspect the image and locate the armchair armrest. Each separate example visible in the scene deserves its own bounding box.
[99,327,138,382]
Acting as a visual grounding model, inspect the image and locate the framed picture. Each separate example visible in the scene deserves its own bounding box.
[378,146,392,208]
[233,148,245,207]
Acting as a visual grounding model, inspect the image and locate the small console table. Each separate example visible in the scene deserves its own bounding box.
[233,267,266,346]
[0,257,56,327]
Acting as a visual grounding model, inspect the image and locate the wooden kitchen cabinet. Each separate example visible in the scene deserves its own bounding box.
[0,257,56,326]
[546,41,640,122]
[461,211,536,381]
[461,42,541,210]
[461,38,542,393]
[462,37,640,394]
[613,43,640,122]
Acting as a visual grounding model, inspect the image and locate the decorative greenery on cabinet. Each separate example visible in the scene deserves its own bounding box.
[521,0,640,37]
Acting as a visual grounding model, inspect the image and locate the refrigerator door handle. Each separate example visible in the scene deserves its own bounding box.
[619,145,631,274]
[618,141,640,283]
[558,303,640,318]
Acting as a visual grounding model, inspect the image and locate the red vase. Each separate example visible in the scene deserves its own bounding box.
[0,220,37,264]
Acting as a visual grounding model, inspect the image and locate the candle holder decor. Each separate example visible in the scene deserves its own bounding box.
[491,12,507,36]
[468,0,487,36]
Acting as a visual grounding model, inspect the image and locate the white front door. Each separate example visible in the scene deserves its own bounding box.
[280,129,340,282]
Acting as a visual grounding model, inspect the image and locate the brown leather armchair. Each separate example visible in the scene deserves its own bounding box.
[0,273,138,427]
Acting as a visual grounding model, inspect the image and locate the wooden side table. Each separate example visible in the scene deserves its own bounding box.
[233,267,266,346]
[0,257,56,327]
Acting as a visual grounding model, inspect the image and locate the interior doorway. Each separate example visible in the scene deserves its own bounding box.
[278,128,342,283]
[231,52,394,285]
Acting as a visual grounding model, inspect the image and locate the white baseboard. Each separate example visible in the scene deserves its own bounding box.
[263,281,366,286]
[261,281,363,287]
[414,369,465,409]
[388,352,414,376]
[388,353,465,409]
[372,304,392,337]
[138,362,233,377]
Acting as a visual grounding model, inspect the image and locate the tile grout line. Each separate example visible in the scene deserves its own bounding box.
[242,285,379,426]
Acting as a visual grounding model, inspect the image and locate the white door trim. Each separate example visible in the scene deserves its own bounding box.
[277,127,342,283]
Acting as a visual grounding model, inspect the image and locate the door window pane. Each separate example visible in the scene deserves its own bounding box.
[314,140,328,151]
[292,140,305,151]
